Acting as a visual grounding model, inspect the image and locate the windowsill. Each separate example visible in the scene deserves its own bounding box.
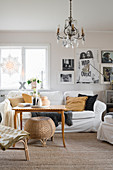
[0,88,51,91]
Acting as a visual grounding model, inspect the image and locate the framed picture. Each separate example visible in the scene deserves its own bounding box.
[101,64,113,84]
[62,59,74,71]
[59,72,74,84]
[101,50,113,63]
[76,49,99,83]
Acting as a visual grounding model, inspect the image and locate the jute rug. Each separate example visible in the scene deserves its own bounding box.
[0,132,113,170]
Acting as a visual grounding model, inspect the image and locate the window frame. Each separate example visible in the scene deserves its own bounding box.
[0,44,50,90]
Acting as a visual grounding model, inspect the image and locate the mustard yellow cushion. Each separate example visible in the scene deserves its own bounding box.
[9,97,25,107]
[22,93,32,103]
[66,96,88,111]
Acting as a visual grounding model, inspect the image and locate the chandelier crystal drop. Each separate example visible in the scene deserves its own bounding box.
[57,0,85,48]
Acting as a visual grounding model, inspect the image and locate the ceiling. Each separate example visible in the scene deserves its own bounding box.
[0,0,113,32]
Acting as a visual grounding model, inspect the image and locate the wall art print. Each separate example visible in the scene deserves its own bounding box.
[76,49,99,83]
[59,72,74,84]
[101,64,113,84]
[101,50,113,63]
[62,59,74,71]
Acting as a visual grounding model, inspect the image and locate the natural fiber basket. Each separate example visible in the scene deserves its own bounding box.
[24,117,56,146]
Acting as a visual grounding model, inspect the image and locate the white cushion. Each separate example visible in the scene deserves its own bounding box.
[7,91,29,98]
[104,115,113,124]
[63,91,94,104]
[72,111,95,119]
[40,91,63,105]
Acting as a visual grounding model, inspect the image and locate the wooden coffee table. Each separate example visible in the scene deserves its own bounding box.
[13,105,67,147]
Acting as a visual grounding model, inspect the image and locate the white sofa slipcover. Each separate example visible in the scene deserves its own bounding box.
[0,90,106,132]
[40,91,106,132]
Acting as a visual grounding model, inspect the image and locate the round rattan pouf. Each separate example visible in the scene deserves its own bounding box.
[24,117,56,146]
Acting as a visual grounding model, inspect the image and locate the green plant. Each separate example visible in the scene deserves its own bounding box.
[27,78,41,85]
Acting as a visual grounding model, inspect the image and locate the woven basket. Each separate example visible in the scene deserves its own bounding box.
[24,117,56,146]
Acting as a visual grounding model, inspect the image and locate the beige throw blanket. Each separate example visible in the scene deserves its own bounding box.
[0,99,19,128]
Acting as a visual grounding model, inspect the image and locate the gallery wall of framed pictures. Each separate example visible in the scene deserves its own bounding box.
[101,50,113,84]
[59,49,113,85]
[59,59,74,84]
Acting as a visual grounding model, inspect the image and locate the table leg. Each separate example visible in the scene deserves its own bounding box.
[14,111,18,129]
[61,111,66,147]
[20,112,22,130]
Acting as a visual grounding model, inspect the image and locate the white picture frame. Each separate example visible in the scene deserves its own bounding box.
[59,72,74,84]
[101,64,113,84]
[76,49,99,84]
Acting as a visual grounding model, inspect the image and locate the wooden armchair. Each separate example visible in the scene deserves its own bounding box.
[0,125,30,161]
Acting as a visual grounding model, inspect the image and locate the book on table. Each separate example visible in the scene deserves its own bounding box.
[18,103,31,107]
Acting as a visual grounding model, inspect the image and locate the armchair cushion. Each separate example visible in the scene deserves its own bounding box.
[0,125,30,150]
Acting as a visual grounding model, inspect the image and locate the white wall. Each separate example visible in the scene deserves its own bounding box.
[0,31,112,100]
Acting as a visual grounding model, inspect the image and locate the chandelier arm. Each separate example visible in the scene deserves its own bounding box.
[70,0,72,19]
[57,35,66,40]
[64,26,69,36]
[72,36,83,40]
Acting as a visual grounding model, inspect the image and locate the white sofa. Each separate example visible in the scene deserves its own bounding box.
[40,91,106,132]
[0,90,106,132]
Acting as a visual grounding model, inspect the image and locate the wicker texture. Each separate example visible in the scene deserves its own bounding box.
[24,117,56,146]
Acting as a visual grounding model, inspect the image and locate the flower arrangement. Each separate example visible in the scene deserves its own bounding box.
[27,78,41,90]
[27,78,41,85]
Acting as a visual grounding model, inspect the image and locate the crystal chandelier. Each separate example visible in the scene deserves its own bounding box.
[57,0,85,48]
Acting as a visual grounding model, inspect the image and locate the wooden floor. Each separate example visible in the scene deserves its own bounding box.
[0,133,113,170]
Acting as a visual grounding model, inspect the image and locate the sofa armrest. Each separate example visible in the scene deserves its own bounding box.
[94,100,106,120]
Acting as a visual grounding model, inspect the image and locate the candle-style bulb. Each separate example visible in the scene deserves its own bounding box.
[81,28,85,37]
[72,24,74,31]
[57,25,60,34]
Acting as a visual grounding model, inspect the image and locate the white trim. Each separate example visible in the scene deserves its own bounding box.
[101,64,113,84]
[59,71,74,84]
[0,50,1,89]
[0,44,50,90]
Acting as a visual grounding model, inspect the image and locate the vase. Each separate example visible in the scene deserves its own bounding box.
[41,96,50,106]
[37,98,42,106]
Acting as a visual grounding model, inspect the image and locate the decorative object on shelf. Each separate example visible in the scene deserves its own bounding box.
[101,50,113,63]
[110,73,113,89]
[76,49,99,83]
[56,0,85,48]
[19,82,26,89]
[110,96,113,103]
[59,71,74,84]
[41,96,50,106]
[0,54,20,76]
[62,59,74,71]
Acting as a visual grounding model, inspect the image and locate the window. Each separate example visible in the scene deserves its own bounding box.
[0,45,50,89]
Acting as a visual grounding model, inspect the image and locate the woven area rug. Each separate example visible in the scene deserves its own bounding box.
[0,133,113,170]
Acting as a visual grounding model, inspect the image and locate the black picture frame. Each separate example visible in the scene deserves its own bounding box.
[101,50,113,63]
[62,59,74,71]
